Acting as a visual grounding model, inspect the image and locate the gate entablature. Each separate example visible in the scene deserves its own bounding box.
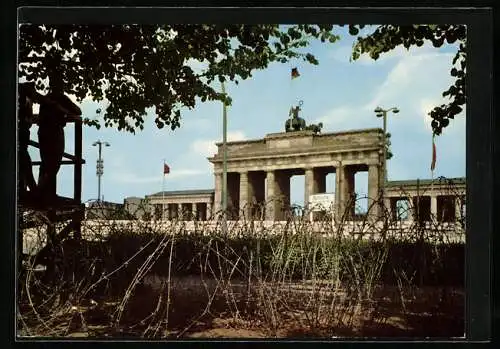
[209,128,383,165]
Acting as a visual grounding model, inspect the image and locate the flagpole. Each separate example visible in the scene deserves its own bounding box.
[431,133,435,195]
[162,159,165,221]
[221,81,228,234]
[289,66,294,126]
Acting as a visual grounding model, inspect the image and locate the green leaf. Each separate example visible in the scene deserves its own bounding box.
[348,25,359,36]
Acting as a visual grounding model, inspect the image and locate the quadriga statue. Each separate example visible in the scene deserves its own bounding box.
[285,102,306,132]
[305,122,323,134]
[285,101,323,134]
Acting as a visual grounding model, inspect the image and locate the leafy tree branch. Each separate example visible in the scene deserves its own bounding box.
[19,24,339,133]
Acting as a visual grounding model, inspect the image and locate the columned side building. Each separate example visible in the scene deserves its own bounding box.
[145,189,214,221]
[384,178,466,224]
[124,177,466,223]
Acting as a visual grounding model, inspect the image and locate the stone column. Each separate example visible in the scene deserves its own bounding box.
[253,172,266,220]
[305,167,326,221]
[454,197,461,221]
[304,167,326,206]
[406,198,414,222]
[246,172,257,219]
[205,202,211,221]
[173,203,178,220]
[390,198,398,221]
[177,203,183,221]
[383,197,391,220]
[227,173,240,219]
[367,164,380,219]
[339,166,355,220]
[167,204,173,220]
[162,203,167,220]
[266,170,276,221]
[239,171,250,219]
[214,172,222,215]
[275,171,290,221]
[192,203,197,221]
[430,195,438,221]
[335,165,342,219]
[304,168,314,208]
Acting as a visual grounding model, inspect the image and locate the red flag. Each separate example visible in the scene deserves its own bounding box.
[163,163,170,175]
[430,134,437,171]
[291,67,300,79]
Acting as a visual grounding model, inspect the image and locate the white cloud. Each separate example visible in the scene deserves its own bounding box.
[365,52,454,111]
[313,106,364,130]
[190,130,247,158]
[327,45,464,181]
[312,45,465,182]
[226,130,247,141]
[191,139,218,158]
[419,98,440,131]
[317,49,456,132]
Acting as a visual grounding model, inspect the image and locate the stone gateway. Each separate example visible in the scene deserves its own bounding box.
[208,128,385,221]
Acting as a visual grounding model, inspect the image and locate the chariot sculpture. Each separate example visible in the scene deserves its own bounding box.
[285,100,323,134]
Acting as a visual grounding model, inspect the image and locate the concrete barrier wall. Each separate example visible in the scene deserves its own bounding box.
[23,219,465,256]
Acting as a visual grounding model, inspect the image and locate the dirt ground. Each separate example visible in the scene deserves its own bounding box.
[17,275,465,339]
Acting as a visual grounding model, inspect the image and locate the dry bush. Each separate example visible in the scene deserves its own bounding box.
[17,178,465,338]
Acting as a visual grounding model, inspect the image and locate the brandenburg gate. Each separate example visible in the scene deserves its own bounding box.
[208,128,385,221]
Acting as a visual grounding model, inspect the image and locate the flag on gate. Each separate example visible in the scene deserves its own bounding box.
[291,67,300,79]
[163,162,170,175]
[430,134,437,171]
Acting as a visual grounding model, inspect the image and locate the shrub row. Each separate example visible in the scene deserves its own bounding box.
[53,231,464,294]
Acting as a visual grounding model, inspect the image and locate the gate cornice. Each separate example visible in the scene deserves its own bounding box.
[208,145,382,163]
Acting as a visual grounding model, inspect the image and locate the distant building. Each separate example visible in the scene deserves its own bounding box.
[85,200,128,220]
[124,189,214,221]
[123,176,465,224]
[123,196,153,220]
[384,177,466,224]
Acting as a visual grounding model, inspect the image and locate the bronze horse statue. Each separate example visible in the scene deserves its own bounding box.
[285,101,323,134]
[285,104,306,132]
[305,122,323,134]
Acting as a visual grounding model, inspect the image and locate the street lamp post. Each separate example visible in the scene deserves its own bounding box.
[221,81,228,231]
[374,106,399,183]
[92,140,110,202]
[221,82,228,213]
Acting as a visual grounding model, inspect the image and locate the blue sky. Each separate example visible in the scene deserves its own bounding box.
[27,25,465,206]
